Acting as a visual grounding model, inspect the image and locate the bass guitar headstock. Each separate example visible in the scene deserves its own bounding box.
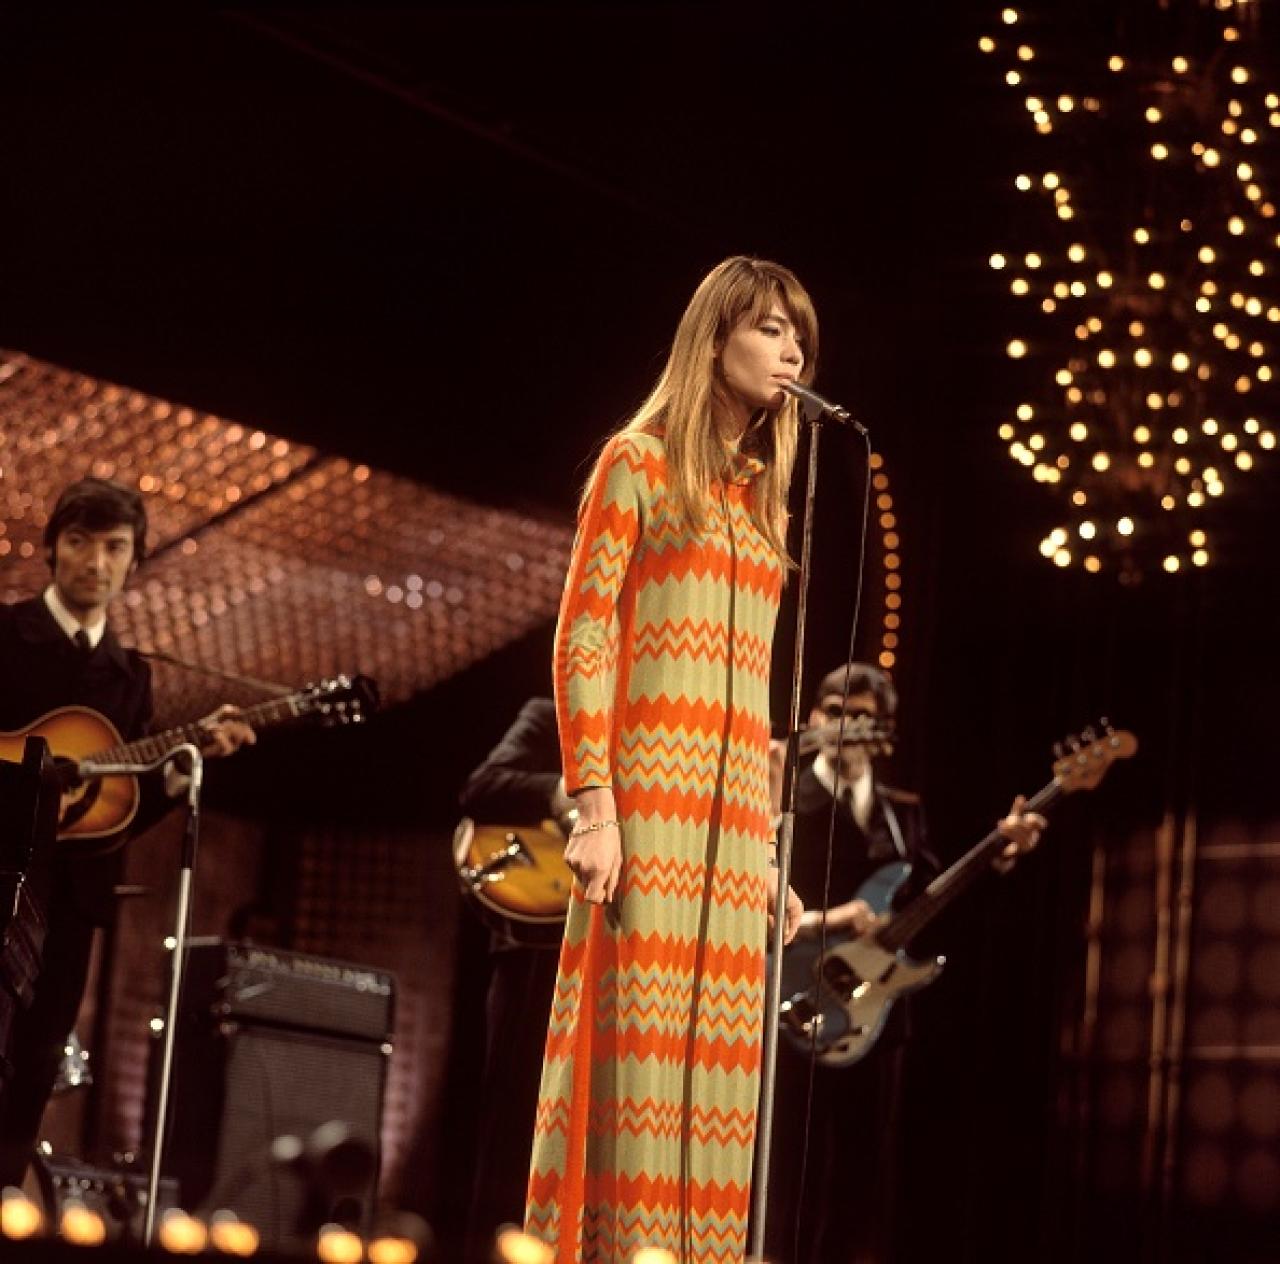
[1053,721,1137,794]
[295,674,380,726]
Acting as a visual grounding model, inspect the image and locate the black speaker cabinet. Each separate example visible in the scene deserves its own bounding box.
[158,940,395,1252]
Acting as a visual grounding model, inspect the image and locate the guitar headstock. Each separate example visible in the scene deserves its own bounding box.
[812,713,896,759]
[1053,722,1138,794]
[295,674,381,726]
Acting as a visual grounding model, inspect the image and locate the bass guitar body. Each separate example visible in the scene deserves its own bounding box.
[776,860,946,1068]
[453,817,572,946]
[0,707,138,842]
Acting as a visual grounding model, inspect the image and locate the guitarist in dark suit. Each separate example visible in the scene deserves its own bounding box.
[0,477,254,1187]
[456,696,573,1255]
[766,662,1045,1264]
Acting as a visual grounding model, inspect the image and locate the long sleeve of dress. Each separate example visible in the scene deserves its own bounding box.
[552,434,646,794]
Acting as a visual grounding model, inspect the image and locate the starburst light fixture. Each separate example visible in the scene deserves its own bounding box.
[981,2,1276,577]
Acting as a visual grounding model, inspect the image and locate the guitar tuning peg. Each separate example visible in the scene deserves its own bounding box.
[1100,716,1113,734]
[1053,741,1065,760]
[1066,735,1081,753]
[1081,726,1097,745]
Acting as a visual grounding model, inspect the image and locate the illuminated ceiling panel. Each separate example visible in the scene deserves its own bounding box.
[0,350,574,724]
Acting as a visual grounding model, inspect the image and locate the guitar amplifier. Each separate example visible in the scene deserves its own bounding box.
[160,940,396,1249]
[179,939,395,1043]
[33,1153,179,1244]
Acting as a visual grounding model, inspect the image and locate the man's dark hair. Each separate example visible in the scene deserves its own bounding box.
[43,477,149,565]
[813,661,898,717]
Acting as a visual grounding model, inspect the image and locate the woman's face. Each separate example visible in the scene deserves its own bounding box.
[716,303,806,425]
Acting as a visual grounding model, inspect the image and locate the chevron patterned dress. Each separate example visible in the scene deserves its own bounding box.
[527,431,782,1263]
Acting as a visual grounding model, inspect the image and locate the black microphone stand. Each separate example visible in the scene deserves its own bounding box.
[750,393,866,1261]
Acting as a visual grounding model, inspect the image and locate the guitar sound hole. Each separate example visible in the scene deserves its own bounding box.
[54,757,100,829]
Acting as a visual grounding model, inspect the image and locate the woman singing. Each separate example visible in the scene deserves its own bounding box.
[526,256,811,1262]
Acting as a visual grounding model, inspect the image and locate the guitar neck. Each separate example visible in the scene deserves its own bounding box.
[878,776,1064,951]
[794,720,891,759]
[90,694,302,768]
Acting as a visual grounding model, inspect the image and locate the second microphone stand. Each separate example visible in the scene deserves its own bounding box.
[750,396,867,1261]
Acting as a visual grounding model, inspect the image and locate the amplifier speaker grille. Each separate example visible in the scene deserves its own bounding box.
[159,941,392,1252]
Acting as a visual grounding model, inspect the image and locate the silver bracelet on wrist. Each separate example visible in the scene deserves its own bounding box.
[569,818,620,838]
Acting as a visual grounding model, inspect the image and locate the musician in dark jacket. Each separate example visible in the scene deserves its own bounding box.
[456,696,571,1255]
[766,662,1045,1264]
[0,477,253,1186]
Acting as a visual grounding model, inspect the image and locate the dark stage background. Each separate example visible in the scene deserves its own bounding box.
[2,6,1279,1262]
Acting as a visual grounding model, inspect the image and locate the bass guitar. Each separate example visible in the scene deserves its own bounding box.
[452,712,896,943]
[0,674,379,850]
[777,724,1137,1067]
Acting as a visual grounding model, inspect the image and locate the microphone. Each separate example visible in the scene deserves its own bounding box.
[78,743,204,801]
[77,760,158,778]
[782,381,868,435]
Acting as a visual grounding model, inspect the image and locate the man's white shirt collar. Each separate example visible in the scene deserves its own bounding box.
[43,585,107,648]
[813,752,875,830]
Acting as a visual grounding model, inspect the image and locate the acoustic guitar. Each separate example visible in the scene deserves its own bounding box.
[0,674,378,851]
[776,724,1137,1067]
[452,712,896,944]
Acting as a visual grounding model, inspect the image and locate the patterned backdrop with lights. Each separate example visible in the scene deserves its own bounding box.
[0,349,574,720]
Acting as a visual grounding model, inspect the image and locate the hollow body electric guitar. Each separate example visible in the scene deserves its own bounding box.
[777,726,1137,1067]
[0,675,378,852]
[453,712,895,945]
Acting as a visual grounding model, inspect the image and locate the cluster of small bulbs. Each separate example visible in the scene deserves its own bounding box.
[981,4,1277,575]
[493,1228,676,1264]
[868,451,903,672]
[0,1187,422,1262]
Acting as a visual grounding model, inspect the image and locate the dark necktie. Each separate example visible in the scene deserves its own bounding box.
[73,629,92,656]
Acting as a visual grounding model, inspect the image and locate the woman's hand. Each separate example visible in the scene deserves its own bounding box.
[565,787,623,904]
[766,864,804,945]
[767,737,786,818]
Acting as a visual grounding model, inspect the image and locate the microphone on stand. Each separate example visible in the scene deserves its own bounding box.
[782,381,868,435]
[77,760,159,778]
[79,744,204,806]
[78,746,201,782]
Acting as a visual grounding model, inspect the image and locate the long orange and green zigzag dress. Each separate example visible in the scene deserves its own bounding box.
[527,430,782,1263]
